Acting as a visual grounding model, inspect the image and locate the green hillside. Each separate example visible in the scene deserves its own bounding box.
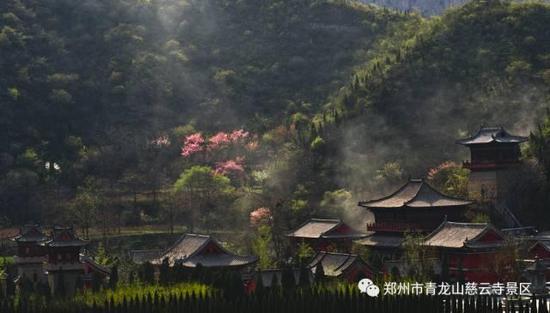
[0,0,413,223]
[1,0,549,230]
[318,0,550,225]
[326,0,550,177]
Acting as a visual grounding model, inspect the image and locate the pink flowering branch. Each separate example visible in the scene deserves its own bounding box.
[150,135,171,147]
[181,132,205,157]
[214,158,245,175]
[229,129,249,142]
[427,161,459,179]
[208,132,231,150]
[249,207,272,227]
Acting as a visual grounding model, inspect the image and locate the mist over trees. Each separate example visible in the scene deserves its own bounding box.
[1,0,550,242]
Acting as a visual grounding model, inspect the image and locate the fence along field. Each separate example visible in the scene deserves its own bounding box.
[1,287,550,313]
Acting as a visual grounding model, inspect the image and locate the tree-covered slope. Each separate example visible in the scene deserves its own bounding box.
[0,0,412,223]
[319,0,550,206]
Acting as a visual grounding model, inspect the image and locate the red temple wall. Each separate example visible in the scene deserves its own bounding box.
[529,244,550,260]
[448,251,512,283]
[342,262,374,282]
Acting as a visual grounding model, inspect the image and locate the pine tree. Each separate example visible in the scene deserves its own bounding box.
[140,262,155,284]
[109,264,118,289]
[314,263,325,284]
[281,266,296,291]
[159,258,170,285]
[255,274,265,297]
[298,265,310,287]
[91,271,102,292]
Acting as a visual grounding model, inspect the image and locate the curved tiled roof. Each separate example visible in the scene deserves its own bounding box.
[13,224,49,243]
[153,234,257,268]
[456,126,527,145]
[286,218,365,239]
[354,233,404,248]
[358,179,472,209]
[529,240,550,253]
[424,221,504,249]
[308,251,370,277]
[44,226,88,247]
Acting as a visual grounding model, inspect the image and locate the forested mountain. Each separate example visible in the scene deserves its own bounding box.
[360,0,468,15]
[320,0,550,225]
[0,0,412,223]
[1,0,549,231]
[359,0,550,16]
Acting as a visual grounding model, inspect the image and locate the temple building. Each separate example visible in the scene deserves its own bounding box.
[153,234,257,270]
[355,179,471,255]
[286,218,366,253]
[457,126,527,203]
[529,240,550,260]
[12,225,49,284]
[308,251,374,282]
[12,225,110,296]
[43,226,88,296]
[527,238,550,280]
[423,221,510,282]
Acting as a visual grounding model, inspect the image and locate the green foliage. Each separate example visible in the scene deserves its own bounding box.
[296,242,315,265]
[323,0,550,175]
[314,263,326,283]
[375,162,404,185]
[310,136,326,151]
[527,109,550,181]
[139,262,155,285]
[70,178,106,238]
[471,212,490,223]
[74,282,211,307]
[174,166,233,194]
[320,189,355,217]
[427,162,469,198]
[252,224,276,270]
[95,242,113,266]
[281,265,296,290]
[173,166,236,231]
[159,258,170,285]
[402,231,435,281]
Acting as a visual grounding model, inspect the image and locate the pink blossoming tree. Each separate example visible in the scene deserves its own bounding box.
[214,158,245,175]
[181,133,205,157]
[249,207,272,227]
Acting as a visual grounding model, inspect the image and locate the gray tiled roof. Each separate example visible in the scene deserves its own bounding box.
[13,225,48,243]
[308,251,367,277]
[359,179,472,209]
[153,234,257,268]
[456,126,527,145]
[286,218,365,239]
[129,249,162,264]
[80,254,111,275]
[529,240,550,253]
[44,226,87,247]
[424,221,504,249]
[354,233,404,248]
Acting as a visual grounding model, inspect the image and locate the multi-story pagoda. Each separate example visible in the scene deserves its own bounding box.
[457,126,527,202]
[359,178,471,234]
[43,226,88,296]
[12,225,48,283]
